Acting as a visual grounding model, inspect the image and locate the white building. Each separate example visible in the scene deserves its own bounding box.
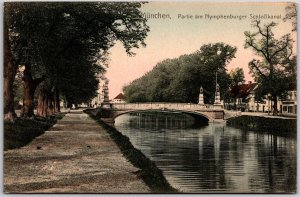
[112,93,125,103]
[227,82,297,115]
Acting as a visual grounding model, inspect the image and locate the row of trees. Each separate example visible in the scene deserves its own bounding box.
[4,2,149,122]
[123,43,237,104]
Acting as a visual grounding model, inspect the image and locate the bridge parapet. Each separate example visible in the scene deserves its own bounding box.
[110,102,218,111]
[100,102,224,124]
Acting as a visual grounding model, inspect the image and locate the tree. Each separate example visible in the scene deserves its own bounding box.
[124,43,236,104]
[4,4,19,122]
[229,67,245,86]
[5,2,149,117]
[244,20,294,115]
[228,67,245,110]
[283,3,297,31]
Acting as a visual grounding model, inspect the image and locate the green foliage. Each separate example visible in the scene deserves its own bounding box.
[124,43,236,103]
[5,2,149,104]
[229,67,245,86]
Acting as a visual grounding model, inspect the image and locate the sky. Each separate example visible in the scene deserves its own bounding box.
[106,2,296,99]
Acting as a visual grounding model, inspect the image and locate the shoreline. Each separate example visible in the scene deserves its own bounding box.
[226,115,296,137]
[84,109,179,193]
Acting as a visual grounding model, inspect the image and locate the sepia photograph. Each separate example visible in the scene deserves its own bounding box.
[3,1,297,194]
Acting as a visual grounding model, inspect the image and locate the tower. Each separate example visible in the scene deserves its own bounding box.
[101,80,111,109]
[102,80,109,103]
[198,86,204,105]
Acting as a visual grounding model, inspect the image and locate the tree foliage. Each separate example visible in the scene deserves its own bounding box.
[283,3,297,31]
[229,67,245,86]
[124,43,237,104]
[5,2,149,117]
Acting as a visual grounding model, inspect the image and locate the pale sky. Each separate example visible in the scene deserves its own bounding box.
[106,2,296,99]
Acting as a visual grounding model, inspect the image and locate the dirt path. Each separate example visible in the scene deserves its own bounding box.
[4,110,150,193]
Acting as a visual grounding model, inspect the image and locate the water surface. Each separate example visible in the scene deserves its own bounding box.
[115,112,296,193]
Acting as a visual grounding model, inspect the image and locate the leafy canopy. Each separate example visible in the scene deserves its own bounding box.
[124,43,237,104]
[6,2,149,104]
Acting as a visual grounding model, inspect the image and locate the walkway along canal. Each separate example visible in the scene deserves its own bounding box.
[4,109,296,193]
[4,110,151,193]
[114,112,296,193]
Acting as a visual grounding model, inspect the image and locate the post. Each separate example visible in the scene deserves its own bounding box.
[214,72,222,109]
[198,86,204,105]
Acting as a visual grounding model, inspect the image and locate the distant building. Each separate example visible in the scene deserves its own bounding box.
[280,90,297,115]
[226,82,257,111]
[227,81,297,115]
[112,93,125,103]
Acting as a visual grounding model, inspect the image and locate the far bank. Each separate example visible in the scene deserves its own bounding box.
[226,114,296,137]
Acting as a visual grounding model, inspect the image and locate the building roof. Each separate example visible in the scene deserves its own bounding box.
[229,83,257,98]
[114,93,125,100]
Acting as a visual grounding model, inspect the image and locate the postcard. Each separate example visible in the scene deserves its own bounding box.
[3,1,297,194]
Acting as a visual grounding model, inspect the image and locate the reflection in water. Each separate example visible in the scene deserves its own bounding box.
[127,112,199,130]
[115,113,296,193]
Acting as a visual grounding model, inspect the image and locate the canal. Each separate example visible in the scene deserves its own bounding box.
[114,112,296,193]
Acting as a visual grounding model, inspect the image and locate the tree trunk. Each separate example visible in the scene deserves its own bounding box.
[233,98,237,110]
[20,65,34,118]
[37,91,45,117]
[37,88,49,117]
[4,17,17,122]
[47,92,54,116]
[43,92,49,117]
[20,64,46,118]
[272,95,278,116]
[55,89,60,112]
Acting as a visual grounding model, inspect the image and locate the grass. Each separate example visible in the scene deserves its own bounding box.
[4,113,65,151]
[84,108,180,194]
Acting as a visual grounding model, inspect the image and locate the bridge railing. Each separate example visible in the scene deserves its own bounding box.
[110,102,218,111]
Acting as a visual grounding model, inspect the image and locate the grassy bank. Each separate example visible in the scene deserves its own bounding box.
[227,115,296,137]
[4,113,65,151]
[84,109,179,193]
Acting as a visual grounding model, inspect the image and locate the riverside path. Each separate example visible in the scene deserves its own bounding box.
[4,110,150,193]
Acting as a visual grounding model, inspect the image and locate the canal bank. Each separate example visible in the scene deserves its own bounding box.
[84,109,179,193]
[4,110,151,193]
[226,114,296,136]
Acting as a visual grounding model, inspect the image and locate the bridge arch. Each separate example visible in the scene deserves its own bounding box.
[112,109,211,122]
[100,102,224,124]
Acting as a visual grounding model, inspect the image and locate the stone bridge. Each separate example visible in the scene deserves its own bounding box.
[99,102,224,124]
